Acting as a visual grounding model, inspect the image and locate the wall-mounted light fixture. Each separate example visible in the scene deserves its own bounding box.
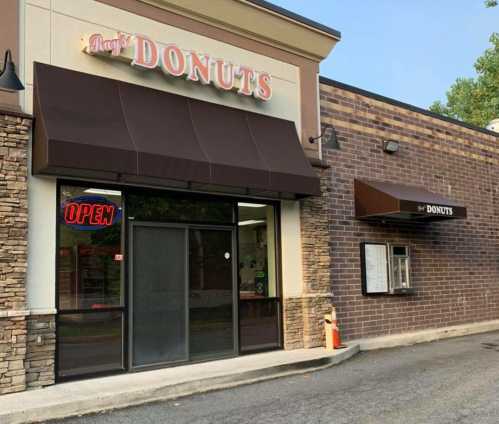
[382,140,399,154]
[309,125,340,149]
[0,50,24,92]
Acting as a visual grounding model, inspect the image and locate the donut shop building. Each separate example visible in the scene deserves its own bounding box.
[0,0,342,393]
[2,0,499,396]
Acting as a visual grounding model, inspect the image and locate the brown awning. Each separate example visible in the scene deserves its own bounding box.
[354,179,467,221]
[32,62,320,198]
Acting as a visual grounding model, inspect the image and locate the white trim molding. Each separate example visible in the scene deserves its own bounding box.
[0,308,57,318]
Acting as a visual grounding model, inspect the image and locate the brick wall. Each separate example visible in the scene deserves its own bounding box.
[320,80,499,341]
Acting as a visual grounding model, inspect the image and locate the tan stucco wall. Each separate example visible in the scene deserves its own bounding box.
[22,0,301,125]
[21,0,309,310]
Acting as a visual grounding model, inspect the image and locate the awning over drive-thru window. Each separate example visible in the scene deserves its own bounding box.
[32,62,320,198]
[354,179,467,221]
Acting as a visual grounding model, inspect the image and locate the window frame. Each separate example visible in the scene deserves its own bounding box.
[55,179,284,381]
[360,241,414,296]
[56,181,127,382]
[236,201,283,354]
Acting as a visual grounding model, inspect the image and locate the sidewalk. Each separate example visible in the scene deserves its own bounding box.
[0,345,359,424]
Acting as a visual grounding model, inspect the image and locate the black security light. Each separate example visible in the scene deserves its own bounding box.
[383,139,399,154]
[0,50,24,92]
[309,125,339,149]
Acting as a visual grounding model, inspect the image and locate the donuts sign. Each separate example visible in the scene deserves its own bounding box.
[83,33,272,101]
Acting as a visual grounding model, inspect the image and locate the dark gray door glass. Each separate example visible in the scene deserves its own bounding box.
[132,225,187,367]
[189,229,234,358]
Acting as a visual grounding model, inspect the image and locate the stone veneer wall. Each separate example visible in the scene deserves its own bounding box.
[300,166,333,348]
[282,298,304,349]
[0,112,55,395]
[0,316,27,394]
[283,165,333,350]
[26,315,55,389]
[0,112,31,394]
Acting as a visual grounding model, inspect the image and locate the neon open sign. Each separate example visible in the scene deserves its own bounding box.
[61,196,122,230]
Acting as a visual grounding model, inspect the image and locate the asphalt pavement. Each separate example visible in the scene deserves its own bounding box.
[51,331,499,424]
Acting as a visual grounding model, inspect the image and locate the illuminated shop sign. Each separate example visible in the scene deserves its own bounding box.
[83,33,272,101]
[61,195,122,230]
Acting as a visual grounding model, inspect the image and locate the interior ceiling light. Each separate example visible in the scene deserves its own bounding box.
[238,219,266,226]
[84,188,122,196]
[237,202,267,208]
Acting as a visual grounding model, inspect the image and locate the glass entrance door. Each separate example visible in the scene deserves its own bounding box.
[130,223,236,369]
[130,224,188,368]
[189,228,236,359]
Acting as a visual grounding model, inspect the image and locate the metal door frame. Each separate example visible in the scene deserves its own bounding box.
[128,221,238,371]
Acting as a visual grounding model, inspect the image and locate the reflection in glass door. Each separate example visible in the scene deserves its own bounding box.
[130,223,236,368]
[130,224,188,368]
[189,228,236,359]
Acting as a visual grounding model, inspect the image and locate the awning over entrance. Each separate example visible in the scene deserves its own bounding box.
[32,62,320,198]
[354,179,467,221]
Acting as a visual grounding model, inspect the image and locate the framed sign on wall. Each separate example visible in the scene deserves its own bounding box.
[360,242,389,295]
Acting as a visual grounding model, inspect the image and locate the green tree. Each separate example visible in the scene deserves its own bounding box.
[485,0,497,7]
[430,33,499,127]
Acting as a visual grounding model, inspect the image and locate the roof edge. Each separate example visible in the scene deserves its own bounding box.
[137,0,339,61]
[319,76,499,139]
[244,0,341,40]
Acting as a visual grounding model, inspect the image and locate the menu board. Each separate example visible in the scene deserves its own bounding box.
[361,243,389,294]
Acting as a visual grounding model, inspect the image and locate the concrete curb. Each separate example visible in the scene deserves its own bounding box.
[1,345,359,424]
[352,320,499,351]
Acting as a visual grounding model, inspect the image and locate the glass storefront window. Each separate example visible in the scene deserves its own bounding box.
[238,202,280,352]
[56,184,282,379]
[57,312,123,378]
[57,184,124,379]
[239,300,280,351]
[127,192,234,224]
[58,186,123,310]
[238,203,277,299]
